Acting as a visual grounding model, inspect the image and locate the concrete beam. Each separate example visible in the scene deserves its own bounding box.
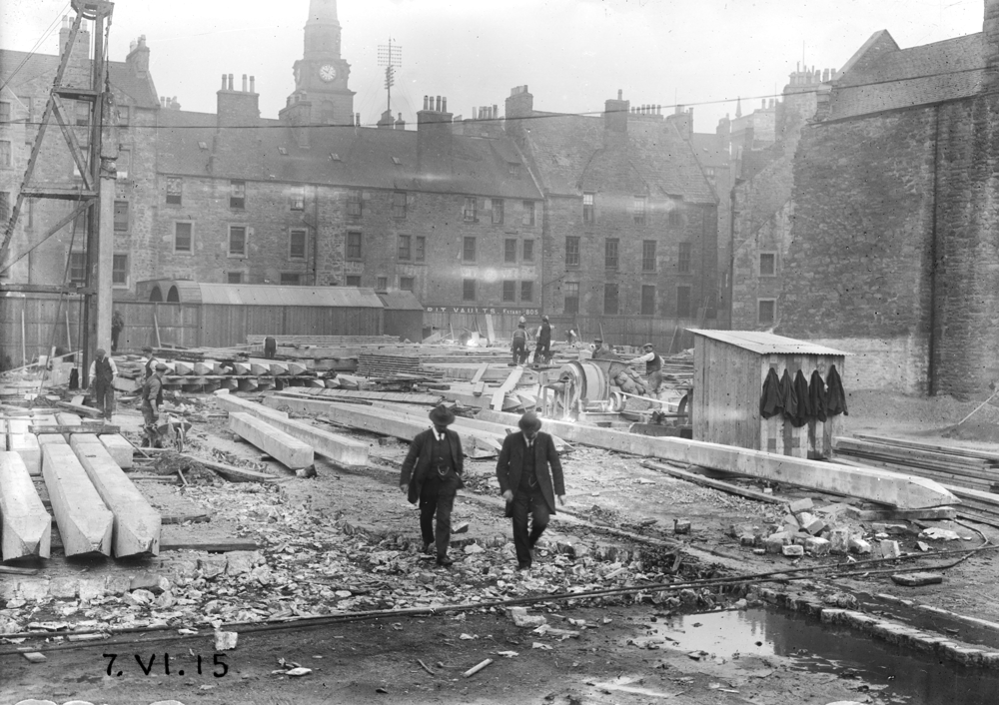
[99,433,134,469]
[228,412,314,469]
[476,410,958,510]
[9,433,40,475]
[0,451,51,560]
[41,443,113,556]
[69,434,159,557]
[215,393,367,466]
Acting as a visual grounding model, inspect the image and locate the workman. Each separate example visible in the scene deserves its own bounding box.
[534,316,553,366]
[140,363,168,447]
[142,346,156,380]
[591,337,615,360]
[626,342,664,394]
[511,321,529,365]
[88,348,118,421]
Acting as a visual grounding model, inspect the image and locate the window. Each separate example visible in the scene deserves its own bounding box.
[230,180,245,209]
[69,252,86,284]
[228,225,247,256]
[504,238,517,263]
[289,229,307,259]
[227,271,243,284]
[400,276,415,292]
[760,252,777,277]
[117,106,129,127]
[676,285,692,318]
[113,200,128,231]
[463,197,477,222]
[392,191,407,218]
[633,196,647,225]
[117,149,130,179]
[74,100,89,126]
[398,234,411,261]
[566,236,580,267]
[376,276,388,291]
[289,187,305,211]
[605,238,619,270]
[463,278,476,301]
[641,285,656,316]
[0,141,10,168]
[166,177,182,205]
[346,231,362,259]
[604,283,619,315]
[564,281,579,314]
[347,190,362,217]
[174,222,193,252]
[522,201,535,226]
[521,281,533,302]
[0,192,8,223]
[668,201,683,227]
[502,280,516,302]
[582,192,595,224]
[523,239,534,262]
[112,254,128,286]
[463,236,476,262]
[345,275,361,286]
[642,240,656,272]
[678,242,691,273]
[0,102,9,123]
[281,273,302,285]
[491,198,504,224]
[759,299,776,325]
[415,236,426,262]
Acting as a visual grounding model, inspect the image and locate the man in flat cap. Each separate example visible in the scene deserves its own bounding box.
[626,342,664,394]
[140,362,168,447]
[88,347,118,421]
[400,404,465,567]
[496,410,565,570]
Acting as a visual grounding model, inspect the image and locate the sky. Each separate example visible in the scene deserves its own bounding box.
[0,0,986,133]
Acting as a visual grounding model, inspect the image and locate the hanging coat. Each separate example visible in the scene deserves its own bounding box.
[825,364,848,416]
[790,369,812,427]
[760,367,782,419]
[808,369,827,422]
[779,369,798,423]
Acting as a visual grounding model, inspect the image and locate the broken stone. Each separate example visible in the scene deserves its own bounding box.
[18,580,49,601]
[673,519,691,535]
[250,565,273,584]
[129,573,170,595]
[828,527,850,554]
[453,521,470,534]
[48,577,78,599]
[199,556,228,578]
[799,513,827,535]
[920,527,960,541]
[782,544,804,557]
[891,572,944,587]
[788,498,814,514]
[739,533,756,547]
[464,543,485,554]
[21,651,46,663]
[848,537,872,555]
[782,513,800,531]
[805,537,830,556]
[879,539,901,559]
[509,607,547,629]
[765,531,790,554]
[226,550,262,576]
[214,630,238,650]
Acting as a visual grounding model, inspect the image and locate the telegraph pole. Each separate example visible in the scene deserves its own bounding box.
[377,39,402,114]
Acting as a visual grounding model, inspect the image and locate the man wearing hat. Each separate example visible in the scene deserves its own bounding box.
[534,316,553,366]
[140,362,168,447]
[627,342,664,394]
[399,405,465,567]
[88,348,118,421]
[495,411,565,570]
[511,320,529,366]
[591,337,615,360]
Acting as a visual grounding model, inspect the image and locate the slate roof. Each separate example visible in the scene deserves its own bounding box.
[0,50,159,109]
[156,109,543,199]
[691,133,730,169]
[515,110,716,203]
[829,31,986,120]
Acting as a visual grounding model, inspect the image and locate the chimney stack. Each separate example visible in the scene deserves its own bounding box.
[125,34,150,77]
[604,89,629,143]
[418,93,454,176]
[58,16,91,77]
[250,76,255,93]
[217,70,260,128]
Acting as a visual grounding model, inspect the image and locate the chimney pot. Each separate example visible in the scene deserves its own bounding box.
[221,74,227,90]
[617,89,623,100]
[228,73,234,91]
[443,97,448,113]
[242,74,248,92]
[250,76,255,93]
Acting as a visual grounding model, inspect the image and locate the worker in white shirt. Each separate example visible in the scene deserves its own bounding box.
[88,348,118,420]
[626,342,663,394]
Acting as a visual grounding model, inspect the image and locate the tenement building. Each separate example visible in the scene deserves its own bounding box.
[778,0,999,397]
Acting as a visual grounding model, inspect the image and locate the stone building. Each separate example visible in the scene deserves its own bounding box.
[779,0,999,397]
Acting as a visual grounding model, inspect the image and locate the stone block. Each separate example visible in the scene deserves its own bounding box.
[739,533,756,546]
[782,544,804,557]
[77,579,105,602]
[782,513,800,530]
[130,572,171,594]
[199,555,228,578]
[765,531,790,554]
[18,579,50,601]
[105,575,132,596]
[879,539,901,559]
[849,537,872,555]
[828,527,850,554]
[805,537,831,555]
[509,606,547,628]
[225,550,262,576]
[48,577,78,599]
[891,572,943,587]
[788,498,814,514]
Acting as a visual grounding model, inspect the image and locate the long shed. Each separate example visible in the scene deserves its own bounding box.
[689,329,850,459]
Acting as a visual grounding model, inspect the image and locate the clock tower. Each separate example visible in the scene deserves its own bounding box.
[280,0,355,131]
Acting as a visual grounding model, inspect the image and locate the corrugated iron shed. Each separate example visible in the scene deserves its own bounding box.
[138,280,384,308]
[688,329,851,357]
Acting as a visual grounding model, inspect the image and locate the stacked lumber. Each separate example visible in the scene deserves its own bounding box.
[273,387,443,406]
[357,353,425,377]
[247,334,397,347]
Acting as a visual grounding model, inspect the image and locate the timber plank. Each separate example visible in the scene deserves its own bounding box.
[41,444,113,556]
[99,434,134,469]
[178,454,280,482]
[228,412,314,469]
[491,367,523,411]
[215,393,368,465]
[0,452,51,560]
[56,401,103,419]
[69,435,160,558]
[642,460,787,504]
[475,409,957,510]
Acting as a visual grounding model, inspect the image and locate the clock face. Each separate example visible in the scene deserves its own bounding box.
[319,64,337,82]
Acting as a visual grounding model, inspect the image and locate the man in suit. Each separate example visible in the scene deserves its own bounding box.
[496,411,565,570]
[400,405,465,567]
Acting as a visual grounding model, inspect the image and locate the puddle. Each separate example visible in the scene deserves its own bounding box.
[639,608,999,704]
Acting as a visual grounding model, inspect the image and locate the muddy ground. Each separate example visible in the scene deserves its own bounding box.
[3,388,999,704]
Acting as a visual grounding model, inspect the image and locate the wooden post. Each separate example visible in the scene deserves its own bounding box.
[21,308,26,365]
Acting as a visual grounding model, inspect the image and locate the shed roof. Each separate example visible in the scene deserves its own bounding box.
[689,329,851,356]
[140,280,384,307]
[377,291,424,311]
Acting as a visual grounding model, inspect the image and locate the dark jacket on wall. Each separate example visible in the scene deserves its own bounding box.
[400,428,465,504]
[790,369,812,427]
[826,364,848,416]
[779,369,798,422]
[495,431,565,514]
[760,367,782,419]
[808,370,827,422]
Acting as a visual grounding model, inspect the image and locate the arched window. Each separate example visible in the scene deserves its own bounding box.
[167,286,179,302]
[149,286,162,302]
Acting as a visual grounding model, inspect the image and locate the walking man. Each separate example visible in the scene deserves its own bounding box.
[399,405,465,567]
[496,411,565,570]
[140,362,167,447]
[88,348,117,421]
[111,310,125,352]
[534,315,553,366]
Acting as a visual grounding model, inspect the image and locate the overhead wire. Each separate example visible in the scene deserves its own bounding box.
[0,2,72,95]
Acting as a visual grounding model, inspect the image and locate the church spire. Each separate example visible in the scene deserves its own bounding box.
[308,0,338,25]
[304,0,341,59]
